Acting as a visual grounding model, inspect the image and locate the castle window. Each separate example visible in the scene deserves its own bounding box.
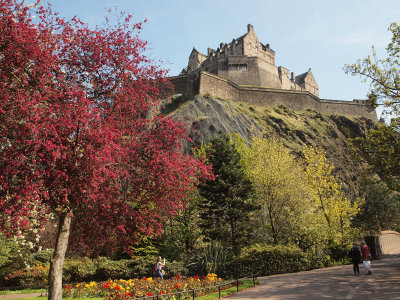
[248,42,251,50]
[225,48,228,56]
[255,47,258,54]
[233,43,236,51]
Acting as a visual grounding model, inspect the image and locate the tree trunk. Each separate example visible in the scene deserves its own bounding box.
[48,213,72,300]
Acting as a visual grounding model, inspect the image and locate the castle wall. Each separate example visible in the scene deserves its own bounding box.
[222,56,261,86]
[194,72,377,121]
[198,71,240,101]
[318,99,376,119]
[169,72,377,121]
[256,59,285,89]
[169,75,199,98]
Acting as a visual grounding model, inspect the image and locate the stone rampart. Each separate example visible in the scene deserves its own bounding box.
[198,71,240,101]
[169,74,199,98]
[170,71,377,121]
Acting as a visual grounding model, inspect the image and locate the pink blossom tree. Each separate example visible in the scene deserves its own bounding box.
[0,1,211,299]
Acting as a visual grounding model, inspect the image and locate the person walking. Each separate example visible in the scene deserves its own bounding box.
[349,243,361,274]
[360,240,372,275]
[155,256,165,279]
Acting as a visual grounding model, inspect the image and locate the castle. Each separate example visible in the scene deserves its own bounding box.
[170,25,377,121]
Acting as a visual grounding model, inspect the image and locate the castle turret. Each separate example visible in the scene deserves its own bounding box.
[179,24,318,97]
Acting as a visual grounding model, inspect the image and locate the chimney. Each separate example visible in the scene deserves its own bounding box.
[247,24,254,33]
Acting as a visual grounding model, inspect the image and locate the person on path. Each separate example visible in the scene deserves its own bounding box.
[156,256,165,279]
[349,243,361,274]
[361,240,372,275]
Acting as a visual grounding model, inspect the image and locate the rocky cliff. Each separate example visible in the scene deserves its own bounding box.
[165,94,377,198]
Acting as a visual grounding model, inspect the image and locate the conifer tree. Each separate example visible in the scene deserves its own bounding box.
[197,134,256,253]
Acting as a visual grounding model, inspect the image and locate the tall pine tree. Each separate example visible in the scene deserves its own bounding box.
[197,134,256,253]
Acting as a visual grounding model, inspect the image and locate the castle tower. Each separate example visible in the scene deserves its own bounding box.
[179,24,319,97]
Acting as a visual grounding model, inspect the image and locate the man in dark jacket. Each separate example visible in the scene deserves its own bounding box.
[349,243,362,274]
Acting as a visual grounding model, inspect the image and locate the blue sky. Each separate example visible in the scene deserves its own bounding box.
[49,0,400,117]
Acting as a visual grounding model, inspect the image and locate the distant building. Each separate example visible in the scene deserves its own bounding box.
[170,25,376,121]
[180,24,319,97]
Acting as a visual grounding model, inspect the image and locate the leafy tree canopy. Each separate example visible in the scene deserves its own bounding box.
[0,1,211,298]
[344,23,400,118]
[302,146,362,246]
[240,137,315,248]
[349,124,400,191]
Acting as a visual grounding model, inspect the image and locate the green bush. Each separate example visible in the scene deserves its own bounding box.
[227,244,316,278]
[32,249,53,264]
[328,244,351,263]
[126,256,155,279]
[63,257,96,283]
[163,260,188,278]
[95,257,133,281]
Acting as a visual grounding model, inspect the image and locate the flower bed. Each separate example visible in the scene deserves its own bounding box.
[63,274,222,299]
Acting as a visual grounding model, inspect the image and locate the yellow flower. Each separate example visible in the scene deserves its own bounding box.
[207,273,218,281]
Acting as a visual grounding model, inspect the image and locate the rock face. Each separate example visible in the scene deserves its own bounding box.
[170,95,261,153]
[168,94,377,197]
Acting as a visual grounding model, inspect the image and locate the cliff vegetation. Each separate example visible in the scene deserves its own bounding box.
[167,94,377,198]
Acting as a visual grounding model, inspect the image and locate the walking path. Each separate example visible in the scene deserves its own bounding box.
[227,248,400,299]
[0,292,45,300]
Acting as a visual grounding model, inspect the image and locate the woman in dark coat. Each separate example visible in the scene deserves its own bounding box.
[349,243,361,274]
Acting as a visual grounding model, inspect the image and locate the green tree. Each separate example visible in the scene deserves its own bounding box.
[158,190,204,260]
[353,181,400,234]
[302,146,362,245]
[197,134,257,253]
[344,23,400,116]
[240,137,316,248]
[349,124,400,191]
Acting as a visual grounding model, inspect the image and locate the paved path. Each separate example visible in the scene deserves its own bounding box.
[227,249,400,300]
[0,292,45,299]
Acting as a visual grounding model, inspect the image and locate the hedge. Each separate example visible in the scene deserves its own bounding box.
[2,256,188,287]
[226,244,336,278]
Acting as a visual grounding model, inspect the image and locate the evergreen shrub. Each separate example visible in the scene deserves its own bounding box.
[226,244,336,278]
[63,257,96,283]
